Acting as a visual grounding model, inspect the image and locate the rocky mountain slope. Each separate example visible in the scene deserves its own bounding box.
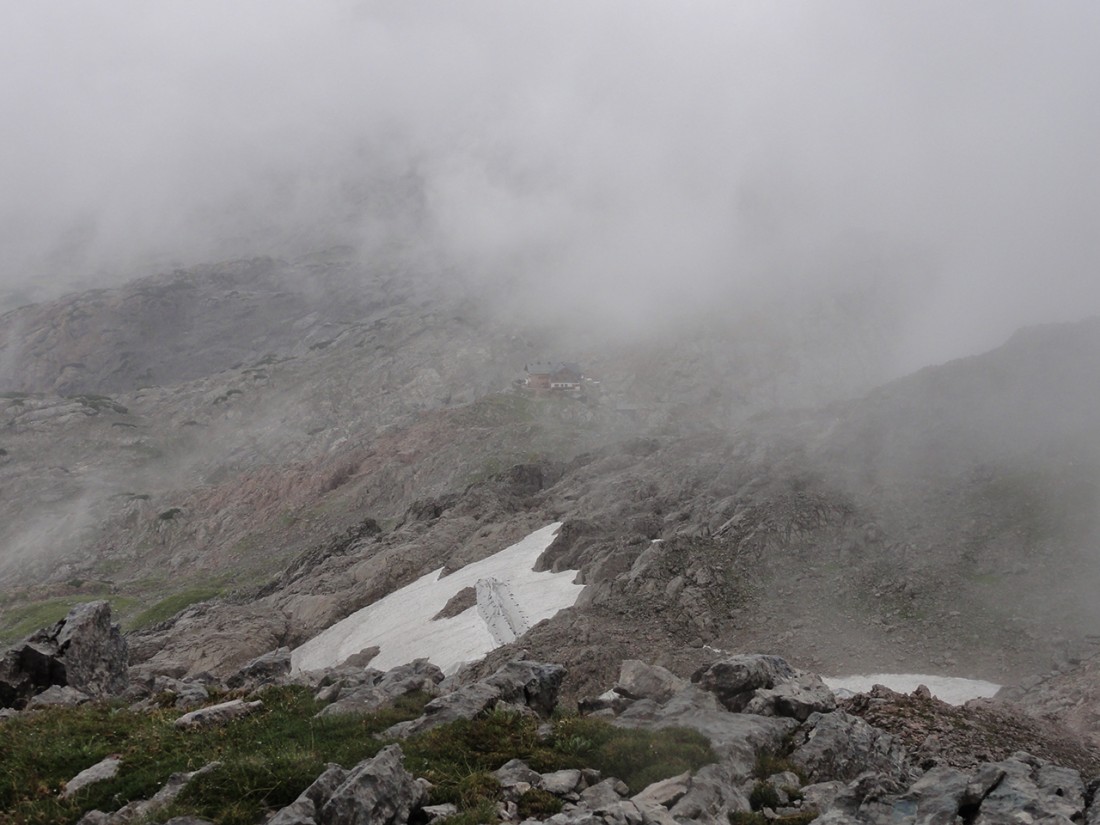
[3,257,1100,822]
[3,604,1099,825]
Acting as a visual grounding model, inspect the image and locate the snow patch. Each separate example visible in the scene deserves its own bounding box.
[291,523,580,675]
[823,673,1001,705]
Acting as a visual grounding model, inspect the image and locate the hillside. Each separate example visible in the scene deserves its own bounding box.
[2,263,1098,696]
[2,262,1100,824]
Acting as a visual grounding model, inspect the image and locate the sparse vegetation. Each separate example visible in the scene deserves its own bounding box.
[0,692,713,825]
[127,586,223,630]
[516,787,563,819]
[748,780,780,811]
[0,686,429,825]
[752,748,805,783]
[0,598,90,643]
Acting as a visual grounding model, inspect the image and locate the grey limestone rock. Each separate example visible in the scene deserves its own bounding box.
[267,764,349,825]
[385,659,563,738]
[319,745,426,825]
[743,673,837,721]
[484,660,565,716]
[666,763,752,825]
[631,771,691,808]
[578,777,630,810]
[319,659,443,717]
[790,710,912,784]
[0,601,128,708]
[541,769,585,796]
[174,698,263,729]
[226,646,292,690]
[385,681,501,738]
[422,803,458,822]
[28,684,92,708]
[974,756,1083,825]
[691,654,797,712]
[494,758,543,789]
[805,753,1086,825]
[79,761,223,824]
[614,660,685,705]
[62,756,122,798]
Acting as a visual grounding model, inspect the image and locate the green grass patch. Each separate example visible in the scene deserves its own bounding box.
[405,710,713,803]
[752,749,805,783]
[546,716,714,793]
[1,696,713,825]
[126,587,224,631]
[517,787,563,819]
[0,686,430,825]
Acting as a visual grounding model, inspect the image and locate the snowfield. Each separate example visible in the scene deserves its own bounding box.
[823,673,1001,705]
[291,522,582,675]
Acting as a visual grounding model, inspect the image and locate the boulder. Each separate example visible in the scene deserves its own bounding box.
[615,661,685,705]
[974,755,1083,824]
[421,804,458,822]
[27,685,91,708]
[267,764,348,825]
[385,682,501,738]
[541,769,585,796]
[494,758,543,789]
[319,745,426,825]
[578,777,629,809]
[226,646,292,690]
[790,710,912,784]
[691,654,796,712]
[666,763,752,825]
[484,660,565,716]
[632,771,691,808]
[62,756,122,798]
[743,673,837,721]
[174,699,263,730]
[0,601,128,708]
[808,754,1087,824]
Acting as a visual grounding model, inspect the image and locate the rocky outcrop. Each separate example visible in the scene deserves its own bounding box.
[226,646,292,691]
[744,672,837,721]
[790,710,913,784]
[809,753,1088,824]
[691,654,798,712]
[0,601,128,709]
[319,659,443,717]
[266,745,426,825]
[385,658,564,738]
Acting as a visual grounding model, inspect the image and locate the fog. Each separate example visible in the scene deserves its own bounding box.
[3,2,1100,373]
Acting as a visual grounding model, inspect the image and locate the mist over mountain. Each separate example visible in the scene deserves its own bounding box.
[4,3,1100,373]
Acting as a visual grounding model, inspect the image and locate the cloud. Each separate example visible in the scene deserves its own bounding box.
[2,1,1099,370]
